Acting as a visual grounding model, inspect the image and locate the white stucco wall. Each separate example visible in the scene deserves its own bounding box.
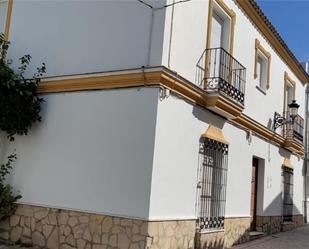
[161,0,306,129]
[149,94,304,220]
[2,87,160,219]
[8,0,167,78]
[1,0,306,222]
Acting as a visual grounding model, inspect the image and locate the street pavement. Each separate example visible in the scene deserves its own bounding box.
[233,225,309,249]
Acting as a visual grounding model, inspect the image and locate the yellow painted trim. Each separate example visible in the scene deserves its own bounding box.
[3,0,13,41]
[236,0,308,84]
[202,125,229,145]
[37,67,304,157]
[282,158,293,169]
[284,138,304,156]
[38,70,207,107]
[205,95,243,119]
[205,0,214,82]
[233,114,285,146]
[204,0,236,86]
[254,39,271,90]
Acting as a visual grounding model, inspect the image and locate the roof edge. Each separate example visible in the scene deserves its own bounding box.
[235,0,309,84]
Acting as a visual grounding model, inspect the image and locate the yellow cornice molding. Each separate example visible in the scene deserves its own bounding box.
[38,67,304,156]
[38,69,206,106]
[233,114,285,146]
[236,0,308,85]
[38,71,160,93]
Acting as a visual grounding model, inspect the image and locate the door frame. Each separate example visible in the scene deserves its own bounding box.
[250,157,259,231]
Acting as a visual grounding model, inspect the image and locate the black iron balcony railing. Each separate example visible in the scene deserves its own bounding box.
[196,47,246,105]
[284,111,304,143]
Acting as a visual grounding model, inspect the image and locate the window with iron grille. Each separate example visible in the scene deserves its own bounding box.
[282,167,293,222]
[198,138,228,230]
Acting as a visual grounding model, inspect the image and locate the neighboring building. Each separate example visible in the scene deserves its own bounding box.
[0,0,308,248]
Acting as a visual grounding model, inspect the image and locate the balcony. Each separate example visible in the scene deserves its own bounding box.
[283,112,304,154]
[196,47,246,119]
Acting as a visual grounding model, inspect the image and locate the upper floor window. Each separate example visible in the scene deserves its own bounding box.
[257,54,267,90]
[284,72,296,115]
[254,39,271,92]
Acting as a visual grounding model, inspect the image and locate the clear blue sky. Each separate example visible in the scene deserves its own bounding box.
[257,0,309,63]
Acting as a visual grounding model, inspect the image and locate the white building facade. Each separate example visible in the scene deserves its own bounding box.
[0,0,308,248]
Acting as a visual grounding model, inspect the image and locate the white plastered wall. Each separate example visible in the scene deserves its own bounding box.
[161,0,306,129]
[1,87,160,220]
[149,94,304,220]
[8,0,167,78]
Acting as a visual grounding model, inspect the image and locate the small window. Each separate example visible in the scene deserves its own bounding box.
[257,54,268,91]
[198,138,229,230]
[254,39,271,91]
[282,166,293,222]
[284,72,296,119]
[286,84,294,112]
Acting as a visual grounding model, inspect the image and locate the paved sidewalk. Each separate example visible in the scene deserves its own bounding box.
[233,225,309,249]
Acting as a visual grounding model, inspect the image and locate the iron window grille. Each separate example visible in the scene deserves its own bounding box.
[198,138,229,230]
[282,166,293,222]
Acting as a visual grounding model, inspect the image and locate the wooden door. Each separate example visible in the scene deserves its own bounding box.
[250,158,259,231]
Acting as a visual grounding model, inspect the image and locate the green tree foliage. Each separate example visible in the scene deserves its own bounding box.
[0,34,45,220]
[0,154,21,220]
[0,34,46,141]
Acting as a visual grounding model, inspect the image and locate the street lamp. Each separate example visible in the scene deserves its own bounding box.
[274,100,300,131]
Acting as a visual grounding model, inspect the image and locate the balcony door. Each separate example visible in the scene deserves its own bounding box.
[208,12,224,85]
[211,12,224,49]
[284,82,294,137]
[208,10,232,86]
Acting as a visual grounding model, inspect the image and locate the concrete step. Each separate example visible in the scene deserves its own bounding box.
[250,231,265,241]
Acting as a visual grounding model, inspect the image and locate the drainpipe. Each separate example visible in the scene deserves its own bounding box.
[304,84,309,223]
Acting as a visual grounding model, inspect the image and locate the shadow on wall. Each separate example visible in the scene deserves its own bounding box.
[192,105,226,130]
[258,192,303,234]
[195,216,251,249]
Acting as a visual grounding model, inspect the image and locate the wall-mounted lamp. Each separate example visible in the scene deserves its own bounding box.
[274,100,300,131]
